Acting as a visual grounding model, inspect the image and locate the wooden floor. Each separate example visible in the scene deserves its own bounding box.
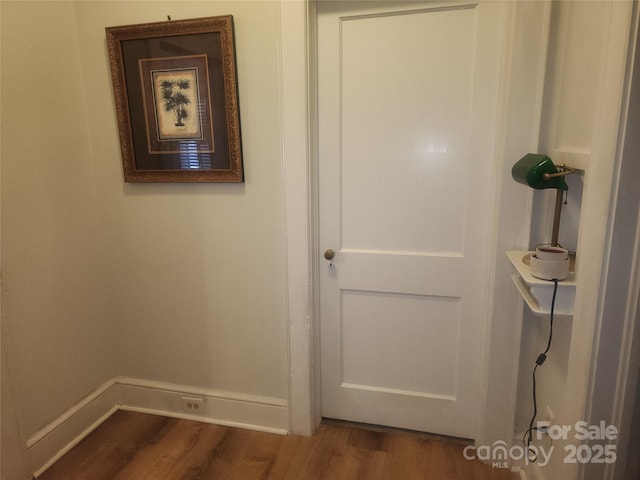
[38,410,517,480]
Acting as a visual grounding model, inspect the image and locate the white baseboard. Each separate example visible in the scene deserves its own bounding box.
[28,379,119,477]
[114,377,289,435]
[28,377,289,477]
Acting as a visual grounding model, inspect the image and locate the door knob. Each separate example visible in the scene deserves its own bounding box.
[324,249,336,260]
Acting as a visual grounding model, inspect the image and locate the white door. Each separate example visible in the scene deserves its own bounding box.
[318,1,508,439]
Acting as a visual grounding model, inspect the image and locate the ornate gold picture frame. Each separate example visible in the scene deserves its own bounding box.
[106,16,243,183]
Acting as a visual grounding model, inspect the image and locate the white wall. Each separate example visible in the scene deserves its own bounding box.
[72,0,288,399]
[1,0,116,447]
[1,0,290,473]
[1,350,30,480]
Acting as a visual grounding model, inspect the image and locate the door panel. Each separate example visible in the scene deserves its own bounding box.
[340,6,475,254]
[319,1,507,438]
[341,291,461,398]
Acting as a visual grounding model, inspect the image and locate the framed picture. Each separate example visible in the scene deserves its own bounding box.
[106,16,243,183]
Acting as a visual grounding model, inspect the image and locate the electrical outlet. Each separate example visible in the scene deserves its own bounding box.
[181,396,204,414]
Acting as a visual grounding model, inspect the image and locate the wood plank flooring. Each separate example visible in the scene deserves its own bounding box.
[38,410,517,479]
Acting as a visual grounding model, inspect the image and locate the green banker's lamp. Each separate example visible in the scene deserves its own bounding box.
[512,154,576,247]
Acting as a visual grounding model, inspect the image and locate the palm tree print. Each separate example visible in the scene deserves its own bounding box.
[160,78,192,127]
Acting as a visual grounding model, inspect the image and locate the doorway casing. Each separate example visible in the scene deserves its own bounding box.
[281,0,552,446]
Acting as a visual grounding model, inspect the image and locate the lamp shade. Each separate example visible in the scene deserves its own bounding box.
[512,154,569,191]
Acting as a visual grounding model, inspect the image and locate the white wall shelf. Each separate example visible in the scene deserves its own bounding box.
[507,250,576,316]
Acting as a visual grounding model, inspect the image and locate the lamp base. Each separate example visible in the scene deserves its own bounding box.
[522,251,576,273]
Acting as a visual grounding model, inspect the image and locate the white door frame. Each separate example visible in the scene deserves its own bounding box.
[280,0,320,436]
[582,6,640,479]
[280,0,552,443]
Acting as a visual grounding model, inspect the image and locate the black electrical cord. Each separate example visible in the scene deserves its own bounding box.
[522,278,559,461]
